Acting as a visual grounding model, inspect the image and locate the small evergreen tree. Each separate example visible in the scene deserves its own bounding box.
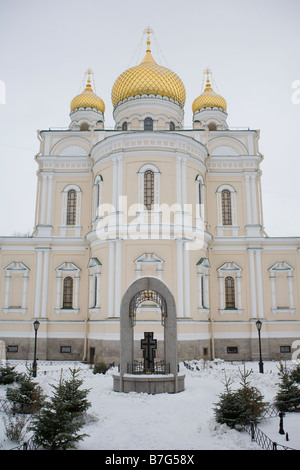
[6,373,44,414]
[274,366,300,412]
[51,367,91,418]
[290,363,300,384]
[30,367,90,450]
[93,361,109,375]
[214,375,245,428]
[0,363,20,385]
[235,366,266,425]
[214,366,267,428]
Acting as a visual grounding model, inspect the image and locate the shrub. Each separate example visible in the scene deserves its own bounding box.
[3,413,31,443]
[93,362,109,375]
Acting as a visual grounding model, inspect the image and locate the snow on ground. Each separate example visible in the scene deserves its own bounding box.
[0,359,299,451]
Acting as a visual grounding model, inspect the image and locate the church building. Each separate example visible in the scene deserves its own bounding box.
[1,30,299,365]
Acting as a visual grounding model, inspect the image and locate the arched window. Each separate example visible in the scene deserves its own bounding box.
[67,190,77,225]
[221,189,232,225]
[144,170,154,210]
[225,276,235,309]
[93,175,103,220]
[169,121,175,130]
[80,122,89,131]
[63,276,73,309]
[122,122,128,131]
[144,117,153,131]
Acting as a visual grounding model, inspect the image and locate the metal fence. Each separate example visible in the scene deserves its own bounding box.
[127,360,170,375]
[244,419,296,451]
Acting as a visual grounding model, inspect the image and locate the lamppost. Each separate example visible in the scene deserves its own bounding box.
[32,320,40,378]
[255,319,264,374]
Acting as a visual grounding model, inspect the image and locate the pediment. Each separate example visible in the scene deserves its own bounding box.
[269,261,293,272]
[56,262,80,272]
[218,262,242,272]
[5,261,29,272]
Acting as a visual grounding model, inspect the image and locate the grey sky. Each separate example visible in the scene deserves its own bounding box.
[0,0,300,236]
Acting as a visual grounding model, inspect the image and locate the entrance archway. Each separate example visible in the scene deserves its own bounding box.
[113,277,185,393]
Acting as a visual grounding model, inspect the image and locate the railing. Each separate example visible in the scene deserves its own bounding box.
[127,360,170,375]
[244,419,295,451]
[0,398,12,413]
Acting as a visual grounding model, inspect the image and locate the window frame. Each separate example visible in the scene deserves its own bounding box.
[144,117,153,131]
[63,276,73,309]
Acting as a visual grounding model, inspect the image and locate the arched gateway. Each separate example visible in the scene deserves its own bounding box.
[113,277,185,394]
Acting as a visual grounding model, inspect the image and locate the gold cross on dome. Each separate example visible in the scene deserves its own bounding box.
[143,26,154,39]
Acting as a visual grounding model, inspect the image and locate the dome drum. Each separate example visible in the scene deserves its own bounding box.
[113,95,184,130]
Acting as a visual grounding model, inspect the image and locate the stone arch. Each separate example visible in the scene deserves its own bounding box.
[115,276,184,393]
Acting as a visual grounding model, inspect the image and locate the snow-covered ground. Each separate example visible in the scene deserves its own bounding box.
[0,359,299,451]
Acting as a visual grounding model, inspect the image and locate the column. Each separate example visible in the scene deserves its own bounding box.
[34,250,43,318]
[41,249,50,318]
[22,272,29,310]
[74,274,80,311]
[117,156,123,210]
[112,157,118,210]
[270,273,276,312]
[197,271,203,309]
[218,273,224,311]
[236,273,242,311]
[46,173,54,226]
[245,174,252,225]
[181,157,187,207]
[183,242,190,317]
[255,249,264,318]
[40,174,48,225]
[108,241,115,317]
[251,174,258,225]
[288,273,295,311]
[4,273,11,309]
[204,273,210,308]
[95,272,101,308]
[176,156,182,207]
[176,239,184,317]
[115,240,122,317]
[56,272,62,312]
[248,249,257,319]
[89,274,94,308]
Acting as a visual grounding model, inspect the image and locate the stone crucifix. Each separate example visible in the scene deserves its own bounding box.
[141,332,157,373]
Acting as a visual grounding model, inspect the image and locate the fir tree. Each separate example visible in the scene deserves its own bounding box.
[0,363,20,385]
[30,367,90,450]
[50,367,91,420]
[235,366,266,425]
[6,373,44,413]
[214,366,267,428]
[214,375,245,428]
[275,366,300,412]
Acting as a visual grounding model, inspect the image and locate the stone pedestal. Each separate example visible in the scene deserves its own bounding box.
[113,373,185,394]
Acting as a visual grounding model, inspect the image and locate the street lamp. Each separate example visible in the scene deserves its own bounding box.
[32,320,40,377]
[255,319,264,374]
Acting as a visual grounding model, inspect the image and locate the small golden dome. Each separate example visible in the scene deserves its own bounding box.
[71,70,105,113]
[111,33,186,109]
[192,69,227,113]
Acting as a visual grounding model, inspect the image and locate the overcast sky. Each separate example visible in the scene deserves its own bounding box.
[0,0,300,237]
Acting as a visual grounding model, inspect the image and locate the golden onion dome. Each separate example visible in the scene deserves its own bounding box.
[192,69,227,113]
[111,35,186,109]
[71,70,105,113]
